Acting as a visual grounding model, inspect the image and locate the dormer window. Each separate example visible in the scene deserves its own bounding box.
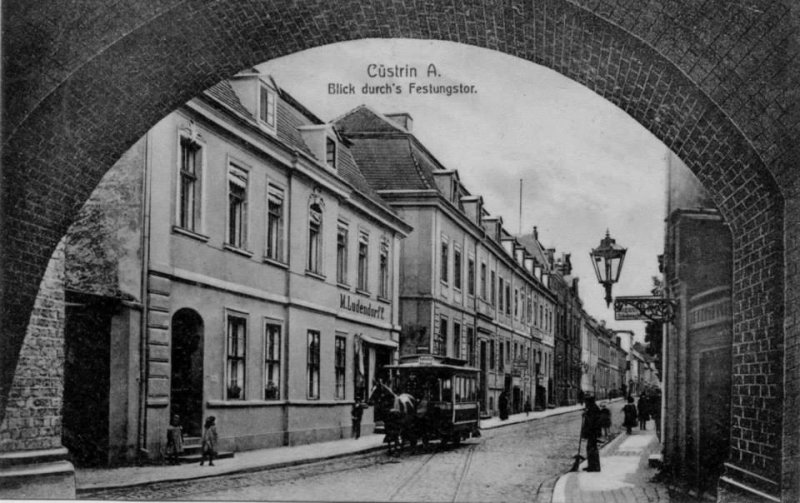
[326,137,337,170]
[259,83,276,129]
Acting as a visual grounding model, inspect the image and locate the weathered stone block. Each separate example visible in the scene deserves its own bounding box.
[147,377,169,398]
[148,310,170,330]
[148,275,172,295]
[148,361,170,379]
[148,344,170,362]
[148,327,169,346]
[148,292,171,311]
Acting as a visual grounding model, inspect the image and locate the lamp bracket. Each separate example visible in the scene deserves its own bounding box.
[614,295,676,323]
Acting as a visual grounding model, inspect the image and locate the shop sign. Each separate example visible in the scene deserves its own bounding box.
[614,296,676,322]
[340,294,386,320]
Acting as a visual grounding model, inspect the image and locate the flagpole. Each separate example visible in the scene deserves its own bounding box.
[519,179,523,234]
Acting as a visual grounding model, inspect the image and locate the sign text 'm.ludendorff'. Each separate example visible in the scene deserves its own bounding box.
[340,294,385,320]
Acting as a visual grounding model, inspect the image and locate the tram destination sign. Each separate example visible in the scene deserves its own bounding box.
[614,295,676,322]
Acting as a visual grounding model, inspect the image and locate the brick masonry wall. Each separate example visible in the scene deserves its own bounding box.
[0,240,65,453]
[1,0,798,498]
[780,5,800,500]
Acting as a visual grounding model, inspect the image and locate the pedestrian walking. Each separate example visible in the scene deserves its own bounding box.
[351,397,366,439]
[599,404,611,438]
[200,416,218,466]
[581,395,602,472]
[499,391,509,420]
[524,398,532,416]
[622,396,638,434]
[637,395,650,430]
[649,392,662,438]
[165,414,184,465]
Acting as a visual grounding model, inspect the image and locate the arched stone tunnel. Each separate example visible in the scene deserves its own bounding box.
[1,0,799,499]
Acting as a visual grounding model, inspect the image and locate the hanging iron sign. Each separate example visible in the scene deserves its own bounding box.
[614,296,676,322]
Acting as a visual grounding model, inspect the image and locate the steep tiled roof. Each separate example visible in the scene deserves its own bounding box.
[408,143,441,187]
[347,137,435,191]
[202,81,397,218]
[334,106,443,192]
[335,105,407,135]
[275,98,314,156]
[205,81,254,121]
[517,232,551,270]
[203,80,313,156]
[335,143,393,210]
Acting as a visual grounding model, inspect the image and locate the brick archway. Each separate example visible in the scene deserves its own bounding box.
[2,0,798,499]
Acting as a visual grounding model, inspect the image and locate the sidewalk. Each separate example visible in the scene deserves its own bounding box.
[552,421,668,503]
[76,401,599,493]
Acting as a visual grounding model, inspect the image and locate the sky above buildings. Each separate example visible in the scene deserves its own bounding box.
[259,39,668,340]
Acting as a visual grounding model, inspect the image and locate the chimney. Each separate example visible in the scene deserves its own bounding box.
[533,226,538,240]
[385,112,413,132]
[562,253,572,275]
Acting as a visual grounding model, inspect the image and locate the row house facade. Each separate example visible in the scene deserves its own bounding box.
[613,330,635,397]
[580,314,629,400]
[62,72,411,466]
[629,341,658,396]
[608,333,626,397]
[550,256,584,406]
[334,107,557,417]
[517,228,558,409]
[581,315,602,398]
[592,323,626,400]
[628,345,647,397]
[639,354,660,390]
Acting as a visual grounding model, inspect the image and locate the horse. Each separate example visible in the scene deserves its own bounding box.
[368,380,417,454]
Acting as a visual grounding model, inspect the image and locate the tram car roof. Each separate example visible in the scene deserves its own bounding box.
[386,354,480,374]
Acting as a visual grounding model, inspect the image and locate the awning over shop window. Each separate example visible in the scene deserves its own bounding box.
[359,334,398,348]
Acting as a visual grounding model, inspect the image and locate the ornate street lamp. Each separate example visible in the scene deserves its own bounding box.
[590,230,627,307]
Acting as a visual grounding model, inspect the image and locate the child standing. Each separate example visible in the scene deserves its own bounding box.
[599,404,611,438]
[165,414,184,465]
[200,416,218,466]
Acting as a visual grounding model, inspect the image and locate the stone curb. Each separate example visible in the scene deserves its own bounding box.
[480,398,622,431]
[77,444,389,496]
[550,427,631,503]
[78,400,621,495]
[479,407,582,430]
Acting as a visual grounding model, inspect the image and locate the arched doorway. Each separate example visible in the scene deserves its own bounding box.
[170,309,204,437]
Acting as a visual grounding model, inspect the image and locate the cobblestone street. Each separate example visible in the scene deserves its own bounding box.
[83,402,626,502]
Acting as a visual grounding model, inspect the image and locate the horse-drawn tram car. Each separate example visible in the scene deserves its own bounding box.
[370,354,481,450]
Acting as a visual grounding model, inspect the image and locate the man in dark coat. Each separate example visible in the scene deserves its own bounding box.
[648,391,662,438]
[351,398,366,439]
[622,396,638,434]
[637,394,650,430]
[582,395,602,471]
[499,391,509,420]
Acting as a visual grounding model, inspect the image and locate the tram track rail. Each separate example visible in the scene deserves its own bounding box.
[386,449,439,501]
[450,443,478,502]
[385,440,481,502]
